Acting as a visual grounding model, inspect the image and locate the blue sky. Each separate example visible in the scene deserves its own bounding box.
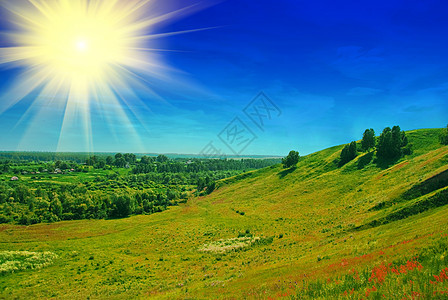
[0,0,448,155]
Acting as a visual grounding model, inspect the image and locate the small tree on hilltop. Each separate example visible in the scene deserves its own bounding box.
[282,150,299,168]
[340,141,357,166]
[391,125,407,156]
[361,128,375,151]
[440,124,448,145]
[377,125,409,159]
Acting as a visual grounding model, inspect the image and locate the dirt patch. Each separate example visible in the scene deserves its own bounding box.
[390,161,409,171]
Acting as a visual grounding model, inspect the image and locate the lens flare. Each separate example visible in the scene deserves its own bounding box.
[0,0,208,152]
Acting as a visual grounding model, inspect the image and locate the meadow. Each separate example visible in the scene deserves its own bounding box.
[0,128,447,299]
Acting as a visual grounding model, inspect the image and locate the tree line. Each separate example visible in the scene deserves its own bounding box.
[339,125,411,166]
[0,181,181,225]
[282,124,447,169]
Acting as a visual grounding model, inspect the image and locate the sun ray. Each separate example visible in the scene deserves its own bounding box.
[12,76,66,130]
[16,80,68,150]
[129,26,222,42]
[0,68,52,114]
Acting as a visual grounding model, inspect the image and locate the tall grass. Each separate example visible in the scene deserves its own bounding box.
[0,251,58,274]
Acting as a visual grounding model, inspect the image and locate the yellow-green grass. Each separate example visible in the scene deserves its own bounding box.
[1,128,448,299]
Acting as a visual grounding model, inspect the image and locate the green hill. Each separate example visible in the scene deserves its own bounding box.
[1,128,448,299]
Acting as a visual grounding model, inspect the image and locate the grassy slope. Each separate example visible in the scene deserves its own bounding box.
[1,128,448,299]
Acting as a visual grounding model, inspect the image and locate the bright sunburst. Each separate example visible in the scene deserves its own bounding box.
[0,0,206,151]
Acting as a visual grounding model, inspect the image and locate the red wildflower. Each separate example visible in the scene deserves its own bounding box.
[400,265,407,274]
[369,264,388,283]
[431,268,448,284]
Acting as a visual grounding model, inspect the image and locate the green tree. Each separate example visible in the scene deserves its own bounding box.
[60,161,70,170]
[96,160,106,169]
[206,181,216,194]
[377,127,393,158]
[282,150,300,168]
[115,157,126,168]
[197,177,206,192]
[123,153,136,164]
[340,141,357,166]
[142,199,153,213]
[440,124,448,145]
[50,198,62,218]
[391,126,403,157]
[361,128,375,151]
[140,156,151,164]
[110,195,134,218]
[106,156,114,165]
[156,155,169,163]
[377,126,408,159]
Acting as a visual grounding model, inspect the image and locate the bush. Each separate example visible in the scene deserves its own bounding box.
[238,229,253,238]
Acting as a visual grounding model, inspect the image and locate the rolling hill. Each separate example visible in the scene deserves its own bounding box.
[1,128,448,299]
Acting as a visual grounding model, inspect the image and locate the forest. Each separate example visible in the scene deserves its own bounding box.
[0,154,280,225]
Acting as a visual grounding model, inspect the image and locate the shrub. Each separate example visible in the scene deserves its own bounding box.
[238,230,253,238]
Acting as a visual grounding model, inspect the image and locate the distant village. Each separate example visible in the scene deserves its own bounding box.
[10,168,76,181]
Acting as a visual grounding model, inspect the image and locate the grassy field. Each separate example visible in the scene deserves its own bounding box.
[1,128,448,299]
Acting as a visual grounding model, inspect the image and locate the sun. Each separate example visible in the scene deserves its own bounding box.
[75,39,88,52]
[0,0,208,152]
[11,0,139,87]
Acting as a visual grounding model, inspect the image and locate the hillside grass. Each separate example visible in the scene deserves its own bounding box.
[1,128,448,299]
